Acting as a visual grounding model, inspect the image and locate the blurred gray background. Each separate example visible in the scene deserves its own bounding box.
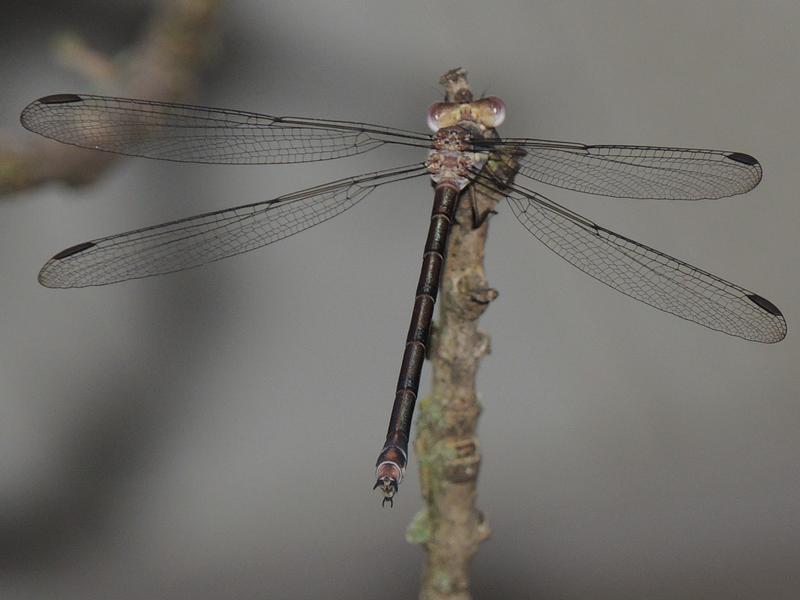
[1,1,799,598]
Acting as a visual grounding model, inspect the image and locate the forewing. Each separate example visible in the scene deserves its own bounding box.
[482,139,762,200]
[39,164,428,287]
[21,94,430,165]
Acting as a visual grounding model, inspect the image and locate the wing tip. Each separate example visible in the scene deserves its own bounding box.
[745,293,787,343]
[726,152,759,167]
[21,94,84,132]
[746,293,782,318]
[38,241,96,288]
[37,93,83,105]
[37,264,58,288]
[51,241,96,260]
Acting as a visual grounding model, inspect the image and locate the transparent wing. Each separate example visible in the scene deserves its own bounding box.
[39,164,428,288]
[473,175,785,342]
[21,94,431,165]
[477,139,762,200]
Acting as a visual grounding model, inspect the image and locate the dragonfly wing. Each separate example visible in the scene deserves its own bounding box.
[475,175,785,342]
[39,164,428,288]
[481,139,762,200]
[21,94,430,165]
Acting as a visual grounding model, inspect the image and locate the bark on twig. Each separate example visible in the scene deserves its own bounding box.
[407,68,518,600]
[0,0,222,197]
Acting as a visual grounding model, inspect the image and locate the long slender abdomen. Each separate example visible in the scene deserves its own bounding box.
[374,183,460,505]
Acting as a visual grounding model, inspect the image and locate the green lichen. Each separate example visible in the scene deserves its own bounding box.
[431,569,453,593]
[405,507,432,545]
[417,393,445,430]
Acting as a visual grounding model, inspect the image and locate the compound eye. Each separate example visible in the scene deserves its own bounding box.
[426,102,449,132]
[482,96,506,127]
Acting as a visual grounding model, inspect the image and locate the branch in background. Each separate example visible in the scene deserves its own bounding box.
[0,0,222,197]
[408,68,519,600]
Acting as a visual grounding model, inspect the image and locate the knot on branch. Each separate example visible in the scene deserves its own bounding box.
[442,437,481,483]
[476,510,491,543]
[451,273,497,321]
[470,287,498,305]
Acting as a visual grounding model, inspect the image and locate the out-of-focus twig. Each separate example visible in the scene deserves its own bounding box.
[54,33,117,85]
[0,0,222,197]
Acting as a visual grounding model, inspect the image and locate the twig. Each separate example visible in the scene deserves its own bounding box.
[0,0,222,197]
[407,68,519,600]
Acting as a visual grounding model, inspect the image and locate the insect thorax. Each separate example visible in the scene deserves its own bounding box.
[425,125,489,190]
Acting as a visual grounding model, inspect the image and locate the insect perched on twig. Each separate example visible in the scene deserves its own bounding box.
[21,73,786,505]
